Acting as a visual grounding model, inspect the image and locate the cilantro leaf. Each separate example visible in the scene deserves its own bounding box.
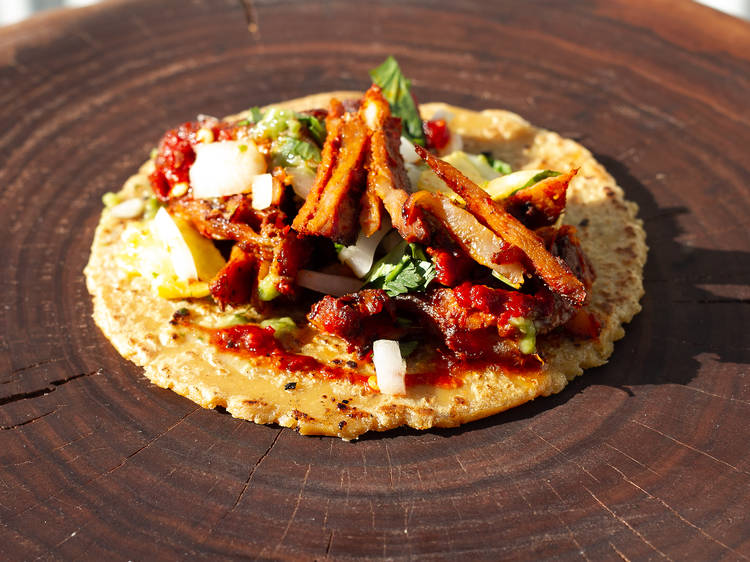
[364,240,435,296]
[296,113,326,146]
[369,56,426,146]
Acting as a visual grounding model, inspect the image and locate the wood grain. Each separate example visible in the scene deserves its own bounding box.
[1,0,749,558]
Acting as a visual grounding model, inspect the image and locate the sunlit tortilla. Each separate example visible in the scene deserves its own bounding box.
[85,92,647,440]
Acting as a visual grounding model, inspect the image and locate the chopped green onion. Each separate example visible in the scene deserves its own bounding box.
[143,197,163,220]
[509,317,537,355]
[257,274,281,301]
[102,192,121,208]
[260,317,297,337]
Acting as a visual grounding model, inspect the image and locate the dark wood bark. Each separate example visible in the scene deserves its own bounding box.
[1,0,749,558]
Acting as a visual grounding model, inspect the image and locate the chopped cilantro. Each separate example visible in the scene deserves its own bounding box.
[249,107,264,123]
[296,113,326,145]
[364,240,435,297]
[369,56,426,146]
[260,317,297,337]
[143,197,163,220]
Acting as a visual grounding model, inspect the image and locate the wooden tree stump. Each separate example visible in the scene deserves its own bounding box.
[1,0,748,558]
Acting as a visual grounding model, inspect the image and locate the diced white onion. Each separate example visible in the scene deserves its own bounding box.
[372,340,406,395]
[296,270,362,297]
[286,166,316,199]
[151,207,199,281]
[338,220,391,278]
[109,197,144,219]
[189,140,267,199]
[399,136,420,164]
[251,173,274,210]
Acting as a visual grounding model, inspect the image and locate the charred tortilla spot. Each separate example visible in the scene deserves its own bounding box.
[292,409,314,421]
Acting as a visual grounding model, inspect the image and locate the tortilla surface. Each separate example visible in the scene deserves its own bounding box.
[84,92,647,440]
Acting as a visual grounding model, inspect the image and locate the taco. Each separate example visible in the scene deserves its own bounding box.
[85,58,646,440]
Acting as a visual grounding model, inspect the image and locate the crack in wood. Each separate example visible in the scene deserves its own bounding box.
[0,369,102,407]
[238,0,259,35]
[529,428,601,483]
[384,442,394,489]
[324,529,334,558]
[609,541,632,561]
[583,485,673,560]
[0,409,55,430]
[603,443,662,477]
[632,420,750,477]
[670,298,750,305]
[87,407,199,483]
[677,385,750,407]
[605,461,748,559]
[273,464,311,553]
[203,428,284,539]
[544,480,590,561]
[2,408,197,526]
[3,358,65,381]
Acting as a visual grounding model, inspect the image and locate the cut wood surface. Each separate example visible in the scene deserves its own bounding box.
[1,0,749,558]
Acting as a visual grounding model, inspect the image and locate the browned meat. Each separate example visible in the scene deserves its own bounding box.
[169,198,276,260]
[396,286,523,359]
[292,100,369,244]
[564,309,601,339]
[209,246,257,308]
[307,289,397,346]
[268,231,311,297]
[425,245,475,287]
[414,145,587,306]
[503,170,576,229]
[542,224,595,290]
[361,86,429,242]
[410,190,526,286]
[359,184,384,237]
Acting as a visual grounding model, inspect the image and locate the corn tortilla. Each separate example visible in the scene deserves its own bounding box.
[84,92,647,440]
